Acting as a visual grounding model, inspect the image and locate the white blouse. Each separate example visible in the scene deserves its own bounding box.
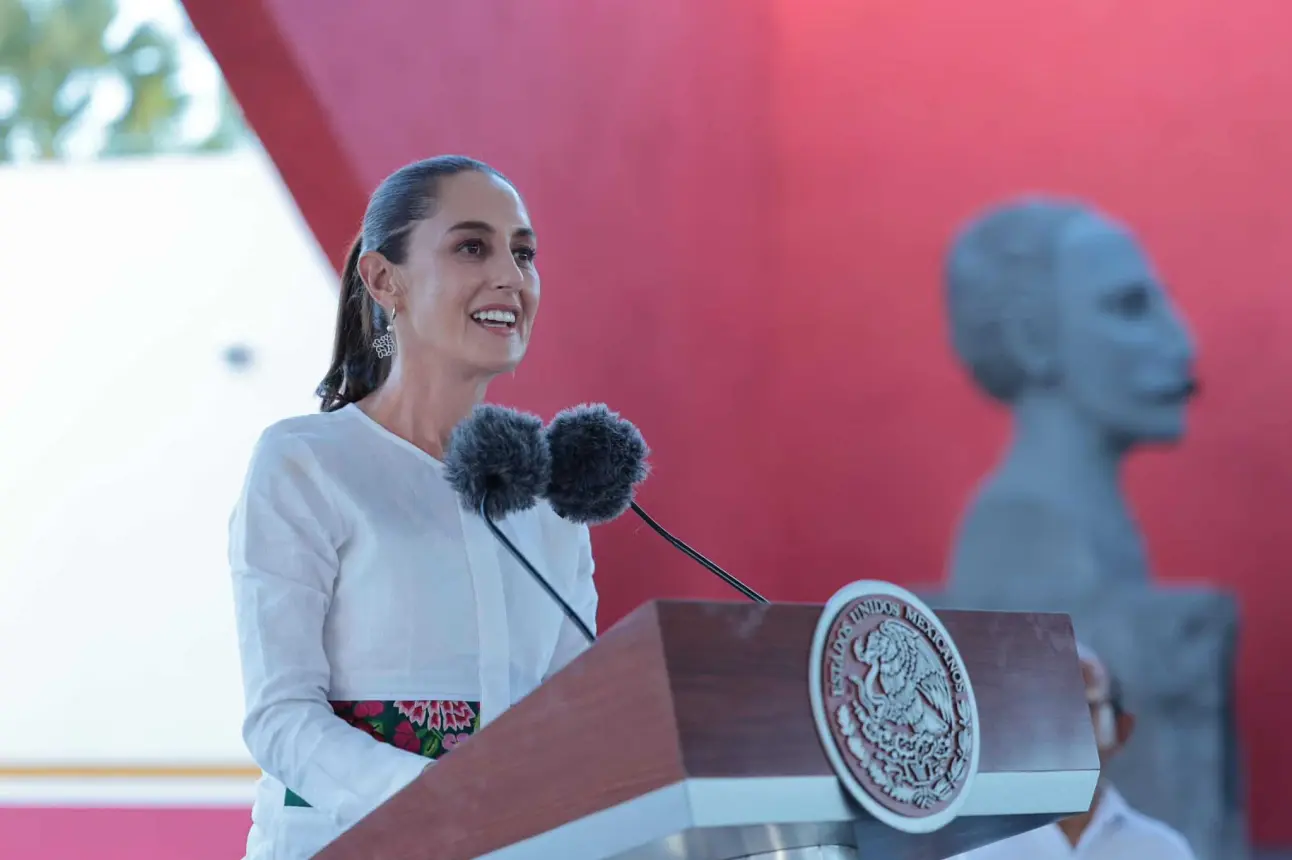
[229,403,597,860]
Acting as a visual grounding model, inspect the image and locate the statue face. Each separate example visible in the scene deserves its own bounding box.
[1052,217,1196,443]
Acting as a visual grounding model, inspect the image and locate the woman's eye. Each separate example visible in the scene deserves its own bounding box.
[458,239,486,256]
[513,246,537,265]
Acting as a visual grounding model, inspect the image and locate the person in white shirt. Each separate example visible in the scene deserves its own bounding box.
[229,155,597,860]
[950,644,1195,860]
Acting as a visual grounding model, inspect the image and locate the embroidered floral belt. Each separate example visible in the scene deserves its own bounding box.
[284,699,481,807]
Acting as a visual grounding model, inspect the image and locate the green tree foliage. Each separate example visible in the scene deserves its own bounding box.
[0,0,248,161]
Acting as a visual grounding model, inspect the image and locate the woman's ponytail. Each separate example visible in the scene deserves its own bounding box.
[316,235,390,412]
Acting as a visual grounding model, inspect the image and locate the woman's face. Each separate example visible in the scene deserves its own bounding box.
[376,170,539,377]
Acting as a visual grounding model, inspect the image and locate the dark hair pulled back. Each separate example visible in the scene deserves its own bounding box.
[316,155,511,412]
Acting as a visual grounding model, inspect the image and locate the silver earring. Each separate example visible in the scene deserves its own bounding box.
[373,308,397,359]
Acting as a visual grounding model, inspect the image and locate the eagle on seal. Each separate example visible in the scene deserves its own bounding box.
[852,619,954,736]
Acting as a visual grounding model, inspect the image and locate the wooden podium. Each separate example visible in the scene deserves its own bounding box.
[316,599,1099,860]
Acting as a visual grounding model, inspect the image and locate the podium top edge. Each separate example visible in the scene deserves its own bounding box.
[630,596,1077,619]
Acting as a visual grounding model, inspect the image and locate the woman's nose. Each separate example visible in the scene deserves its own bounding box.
[491,259,524,289]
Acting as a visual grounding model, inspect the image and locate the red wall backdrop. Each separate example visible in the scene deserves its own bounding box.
[187,0,1292,843]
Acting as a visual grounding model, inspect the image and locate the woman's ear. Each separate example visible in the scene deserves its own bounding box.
[358,251,398,312]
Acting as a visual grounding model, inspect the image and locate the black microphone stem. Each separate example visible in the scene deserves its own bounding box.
[628,501,769,604]
[479,496,597,645]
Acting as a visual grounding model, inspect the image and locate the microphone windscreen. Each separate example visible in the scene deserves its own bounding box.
[444,404,551,520]
[546,403,649,524]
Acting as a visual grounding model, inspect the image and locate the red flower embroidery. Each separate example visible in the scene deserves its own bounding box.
[353,701,384,718]
[395,701,430,727]
[325,699,478,770]
[331,702,384,740]
[428,701,476,732]
[392,720,421,753]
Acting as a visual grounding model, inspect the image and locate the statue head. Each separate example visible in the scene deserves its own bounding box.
[944,196,1197,444]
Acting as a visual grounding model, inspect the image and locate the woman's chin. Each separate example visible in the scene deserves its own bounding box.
[464,349,526,379]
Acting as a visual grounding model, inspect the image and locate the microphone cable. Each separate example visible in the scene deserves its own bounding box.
[629,501,768,604]
[480,493,597,644]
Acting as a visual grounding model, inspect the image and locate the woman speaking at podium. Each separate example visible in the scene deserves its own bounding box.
[227,156,598,860]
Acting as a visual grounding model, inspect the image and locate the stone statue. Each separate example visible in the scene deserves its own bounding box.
[943,197,1197,598]
[932,196,1244,860]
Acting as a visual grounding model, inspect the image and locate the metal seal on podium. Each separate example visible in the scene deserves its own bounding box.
[808,581,981,834]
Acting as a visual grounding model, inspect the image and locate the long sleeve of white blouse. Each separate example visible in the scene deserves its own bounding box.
[229,430,428,828]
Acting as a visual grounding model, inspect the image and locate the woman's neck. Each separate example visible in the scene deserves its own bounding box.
[360,358,491,460]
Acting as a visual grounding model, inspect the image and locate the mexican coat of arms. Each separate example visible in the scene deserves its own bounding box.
[808,581,981,834]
